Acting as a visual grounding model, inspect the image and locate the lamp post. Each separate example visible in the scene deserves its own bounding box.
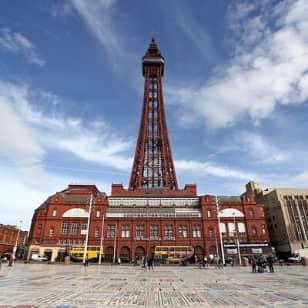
[216,196,225,265]
[83,194,93,265]
[113,224,117,264]
[13,220,22,259]
[233,212,242,265]
[98,214,105,265]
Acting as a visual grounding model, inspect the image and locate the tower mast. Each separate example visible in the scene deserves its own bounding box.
[129,38,178,191]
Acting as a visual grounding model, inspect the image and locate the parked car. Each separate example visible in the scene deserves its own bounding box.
[288,253,302,263]
[31,254,48,261]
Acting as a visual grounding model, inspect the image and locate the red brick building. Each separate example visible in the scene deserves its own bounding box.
[27,39,270,263]
[0,223,28,257]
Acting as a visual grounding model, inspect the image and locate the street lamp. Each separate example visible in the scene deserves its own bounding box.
[98,214,105,265]
[13,220,22,259]
[233,212,242,265]
[113,224,117,264]
[83,194,93,265]
[216,196,225,265]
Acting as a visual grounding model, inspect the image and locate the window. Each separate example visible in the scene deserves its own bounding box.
[228,222,236,236]
[52,208,57,217]
[220,223,226,237]
[252,227,257,235]
[61,222,69,235]
[261,225,266,235]
[238,222,246,236]
[81,223,88,233]
[248,208,254,218]
[150,225,159,237]
[164,225,174,237]
[121,225,130,238]
[95,227,99,238]
[207,210,212,218]
[71,223,79,235]
[209,228,214,237]
[107,225,116,238]
[178,225,188,238]
[192,225,201,238]
[136,225,145,237]
[96,210,100,218]
[49,227,54,237]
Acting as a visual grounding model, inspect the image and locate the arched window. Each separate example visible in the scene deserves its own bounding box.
[261,224,266,235]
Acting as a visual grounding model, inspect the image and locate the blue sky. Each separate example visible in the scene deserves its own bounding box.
[1,0,308,230]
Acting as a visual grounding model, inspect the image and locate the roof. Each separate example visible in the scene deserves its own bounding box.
[218,196,241,202]
[38,197,50,209]
[60,193,91,203]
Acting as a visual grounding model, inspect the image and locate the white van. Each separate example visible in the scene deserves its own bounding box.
[31,254,48,261]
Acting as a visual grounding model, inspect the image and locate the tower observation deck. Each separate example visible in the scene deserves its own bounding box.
[129,38,178,191]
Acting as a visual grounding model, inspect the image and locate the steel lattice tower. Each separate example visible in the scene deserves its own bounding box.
[129,38,178,191]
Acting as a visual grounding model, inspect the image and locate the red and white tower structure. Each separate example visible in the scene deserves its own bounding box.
[129,38,178,191]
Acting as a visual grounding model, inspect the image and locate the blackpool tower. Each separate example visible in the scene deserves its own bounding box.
[129,38,178,191]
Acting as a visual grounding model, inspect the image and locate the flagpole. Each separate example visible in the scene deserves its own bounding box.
[83,194,93,265]
[98,214,105,265]
[216,196,225,265]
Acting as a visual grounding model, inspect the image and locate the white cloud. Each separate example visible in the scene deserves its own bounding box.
[233,131,288,164]
[175,159,258,181]
[0,28,45,66]
[167,0,308,128]
[70,0,120,60]
[0,80,133,174]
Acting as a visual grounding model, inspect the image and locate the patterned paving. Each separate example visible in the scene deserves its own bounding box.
[0,263,307,307]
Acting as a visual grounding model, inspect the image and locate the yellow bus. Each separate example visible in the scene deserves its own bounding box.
[154,246,194,263]
[69,245,103,262]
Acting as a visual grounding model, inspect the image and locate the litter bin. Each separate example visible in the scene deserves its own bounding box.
[301,257,308,266]
[242,257,249,267]
[64,256,70,265]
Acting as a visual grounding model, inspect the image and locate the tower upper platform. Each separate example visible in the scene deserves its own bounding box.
[142,37,164,76]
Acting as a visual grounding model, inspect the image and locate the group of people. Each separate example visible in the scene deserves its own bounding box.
[251,255,274,273]
[142,256,154,270]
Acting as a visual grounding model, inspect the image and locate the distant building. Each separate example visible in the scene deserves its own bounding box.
[27,39,271,264]
[259,187,308,257]
[0,224,28,257]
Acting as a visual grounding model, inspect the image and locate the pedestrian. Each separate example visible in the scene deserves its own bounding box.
[84,255,89,267]
[142,256,148,271]
[147,257,154,270]
[117,257,121,266]
[203,256,208,268]
[251,256,257,273]
[267,255,274,273]
[8,254,14,267]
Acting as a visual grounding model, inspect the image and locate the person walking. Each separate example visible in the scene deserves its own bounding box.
[117,257,121,266]
[267,255,274,273]
[251,256,257,273]
[147,257,154,270]
[8,254,14,267]
[203,256,208,268]
[142,256,148,271]
[84,255,89,267]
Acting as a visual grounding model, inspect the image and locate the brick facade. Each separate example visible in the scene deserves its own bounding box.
[27,183,270,263]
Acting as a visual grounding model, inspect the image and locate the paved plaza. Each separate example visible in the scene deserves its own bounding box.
[0,263,308,307]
